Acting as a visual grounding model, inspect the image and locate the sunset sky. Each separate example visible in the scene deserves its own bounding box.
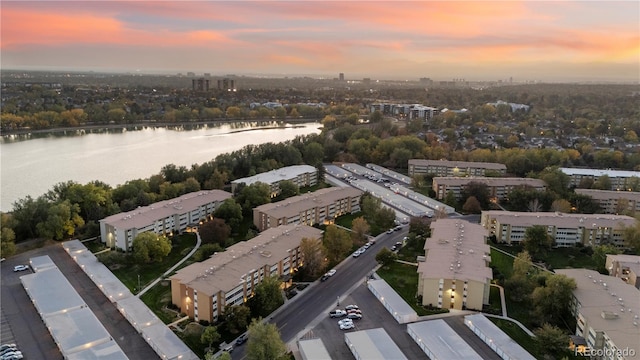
[2,1,639,82]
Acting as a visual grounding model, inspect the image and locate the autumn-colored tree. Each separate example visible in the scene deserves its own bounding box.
[351,217,370,246]
[199,218,231,247]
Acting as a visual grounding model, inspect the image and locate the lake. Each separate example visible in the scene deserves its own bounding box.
[0,121,321,212]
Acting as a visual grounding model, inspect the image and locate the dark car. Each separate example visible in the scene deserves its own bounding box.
[321,274,329,282]
[235,334,248,346]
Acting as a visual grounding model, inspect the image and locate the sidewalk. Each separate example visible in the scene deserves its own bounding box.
[137,231,202,297]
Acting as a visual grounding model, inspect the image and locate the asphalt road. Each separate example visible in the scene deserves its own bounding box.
[0,244,158,359]
[231,227,409,360]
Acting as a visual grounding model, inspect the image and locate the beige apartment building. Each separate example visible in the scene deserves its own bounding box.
[606,254,640,289]
[575,189,640,215]
[417,219,492,311]
[408,159,506,177]
[556,269,639,360]
[560,167,640,191]
[433,176,546,202]
[170,225,323,323]
[231,164,318,197]
[480,211,637,248]
[99,190,232,251]
[253,187,363,232]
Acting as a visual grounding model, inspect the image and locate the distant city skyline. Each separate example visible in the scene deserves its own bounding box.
[2,1,639,82]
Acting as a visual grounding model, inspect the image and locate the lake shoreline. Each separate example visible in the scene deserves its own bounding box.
[1,117,321,136]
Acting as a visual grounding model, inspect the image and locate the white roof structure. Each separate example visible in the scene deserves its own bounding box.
[62,240,199,360]
[368,279,418,324]
[231,164,317,186]
[464,314,536,360]
[366,163,412,184]
[324,164,351,179]
[46,307,116,354]
[560,167,640,179]
[29,254,57,272]
[65,340,130,360]
[344,328,408,360]
[390,182,456,214]
[64,240,132,302]
[21,268,86,317]
[407,319,482,360]
[298,338,332,360]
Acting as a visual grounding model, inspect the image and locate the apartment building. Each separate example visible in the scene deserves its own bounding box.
[369,103,439,121]
[253,187,363,232]
[606,254,640,289]
[560,167,640,191]
[556,269,639,360]
[231,164,318,197]
[408,159,507,177]
[170,225,323,323]
[575,189,640,215]
[417,219,492,311]
[100,190,232,251]
[433,176,546,201]
[480,211,637,248]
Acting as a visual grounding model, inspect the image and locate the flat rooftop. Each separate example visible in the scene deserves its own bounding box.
[409,159,506,170]
[298,338,332,360]
[254,187,363,218]
[575,188,640,202]
[171,225,323,295]
[607,254,640,275]
[464,314,536,360]
[482,210,637,229]
[555,268,640,353]
[231,164,317,185]
[560,167,640,178]
[418,219,492,283]
[344,328,408,360]
[408,319,482,360]
[101,190,232,229]
[434,176,546,188]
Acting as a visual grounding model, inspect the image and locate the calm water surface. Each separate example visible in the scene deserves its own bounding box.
[0,122,321,212]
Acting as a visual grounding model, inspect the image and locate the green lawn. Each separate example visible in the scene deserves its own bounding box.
[334,213,361,229]
[490,247,514,278]
[140,281,178,323]
[487,286,503,315]
[112,233,197,293]
[544,247,597,270]
[376,262,447,316]
[488,318,539,357]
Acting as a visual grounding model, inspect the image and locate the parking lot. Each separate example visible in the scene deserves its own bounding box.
[0,243,158,360]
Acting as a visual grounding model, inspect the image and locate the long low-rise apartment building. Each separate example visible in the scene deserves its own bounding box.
[231,164,318,197]
[253,187,363,232]
[417,219,492,311]
[480,211,637,248]
[556,269,639,360]
[575,189,640,215]
[170,225,323,323]
[408,159,507,177]
[561,167,640,191]
[433,176,546,201]
[100,190,232,251]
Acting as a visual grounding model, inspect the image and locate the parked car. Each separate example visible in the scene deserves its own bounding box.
[329,309,347,318]
[0,348,18,356]
[347,313,363,320]
[352,250,362,258]
[320,274,330,282]
[338,318,353,326]
[386,229,394,234]
[340,322,355,330]
[0,346,16,353]
[344,304,359,310]
[13,265,28,272]
[221,344,233,353]
[326,269,336,277]
[391,245,398,251]
[235,333,248,345]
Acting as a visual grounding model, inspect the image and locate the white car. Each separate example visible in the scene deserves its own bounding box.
[13,265,29,272]
[338,318,353,326]
[329,309,347,318]
[344,304,359,310]
[326,269,336,277]
[352,250,362,258]
[347,313,363,320]
[340,322,355,330]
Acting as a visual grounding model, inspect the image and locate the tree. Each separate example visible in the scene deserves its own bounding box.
[246,318,288,360]
[443,190,458,208]
[593,174,612,190]
[201,325,221,352]
[199,218,231,247]
[237,183,271,214]
[461,181,490,209]
[351,217,370,246]
[36,200,85,240]
[299,237,326,279]
[251,275,283,318]
[12,196,52,240]
[374,207,396,231]
[550,199,572,213]
[531,274,576,326]
[534,323,569,357]
[214,199,243,233]
[224,305,251,334]
[1,213,17,257]
[361,194,382,223]
[623,219,640,253]
[132,232,172,263]
[206,351,231,360]
[523,225,553,259]
[323,225,352,264]
[462,196,482,214]
[278,180,299,198]
[375,247,398,266]
[513,250,533,278]
[183,177,201,193]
